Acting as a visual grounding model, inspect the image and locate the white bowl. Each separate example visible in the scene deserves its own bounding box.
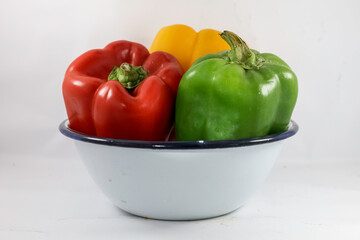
[59,120,298,220]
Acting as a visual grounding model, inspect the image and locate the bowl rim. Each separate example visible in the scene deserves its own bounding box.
[59,120,298,150]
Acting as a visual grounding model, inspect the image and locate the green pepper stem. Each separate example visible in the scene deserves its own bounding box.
[108,63,148,89]
[220,31,261,69]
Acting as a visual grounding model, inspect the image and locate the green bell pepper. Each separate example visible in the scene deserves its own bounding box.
[175,31,298,141]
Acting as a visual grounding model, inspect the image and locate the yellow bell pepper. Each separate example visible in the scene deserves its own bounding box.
[149,24,230,71]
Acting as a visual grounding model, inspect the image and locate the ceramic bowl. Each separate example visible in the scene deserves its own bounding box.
[59,120,298,220]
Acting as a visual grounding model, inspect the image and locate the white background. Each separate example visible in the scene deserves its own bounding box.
[1,0,359,239]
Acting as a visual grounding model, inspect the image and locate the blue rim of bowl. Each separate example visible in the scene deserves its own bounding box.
[59,120,298,150]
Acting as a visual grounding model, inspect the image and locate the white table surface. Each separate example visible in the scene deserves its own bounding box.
[1,149,359,240]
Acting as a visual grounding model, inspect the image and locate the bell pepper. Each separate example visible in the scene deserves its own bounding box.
[63,40,183,141]
[175,31,298,141]
[149,24,230,71]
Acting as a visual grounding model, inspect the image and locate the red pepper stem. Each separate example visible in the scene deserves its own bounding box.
[108,63,148,89]
[220,31,261,69]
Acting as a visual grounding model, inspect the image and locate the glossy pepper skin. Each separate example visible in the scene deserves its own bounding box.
[175,31,298,141]
[63,40,183,141]
[149,24,230,71]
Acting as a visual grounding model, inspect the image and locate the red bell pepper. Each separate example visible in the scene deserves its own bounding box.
[62,40,183,141]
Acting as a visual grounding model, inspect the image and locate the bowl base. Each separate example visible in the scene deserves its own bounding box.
[116,204,245,221]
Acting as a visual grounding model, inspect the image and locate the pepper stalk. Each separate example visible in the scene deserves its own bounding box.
[108,63,148,89]
[220,31,264,70]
